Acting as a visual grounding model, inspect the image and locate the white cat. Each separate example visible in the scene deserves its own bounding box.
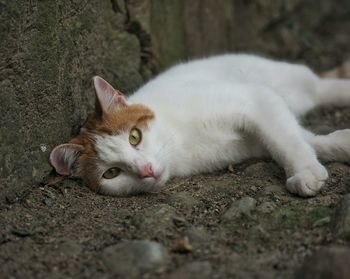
[50,54,350,197]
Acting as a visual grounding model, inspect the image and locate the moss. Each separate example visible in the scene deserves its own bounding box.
[270,205,332,231]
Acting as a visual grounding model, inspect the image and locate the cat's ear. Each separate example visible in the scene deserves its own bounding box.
[93,76,127,116]
[49,143,84,177]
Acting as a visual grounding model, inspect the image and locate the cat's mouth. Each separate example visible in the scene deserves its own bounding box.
[138,163,165,183]
[140,166,167,186]
[141,170,163,182]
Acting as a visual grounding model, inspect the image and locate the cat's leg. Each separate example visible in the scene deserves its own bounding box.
[239,87,328,197]
[316,59,350,106]
[302,128,350,162]
[316,78,350,107]
[272,65,349,116]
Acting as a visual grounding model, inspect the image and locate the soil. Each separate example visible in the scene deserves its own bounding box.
[1,106,350,279]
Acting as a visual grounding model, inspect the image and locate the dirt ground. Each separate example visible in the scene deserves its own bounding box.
[1,106,350,279]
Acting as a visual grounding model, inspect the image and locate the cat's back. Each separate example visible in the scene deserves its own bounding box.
[128,54,316,120]
[130,54,311,100]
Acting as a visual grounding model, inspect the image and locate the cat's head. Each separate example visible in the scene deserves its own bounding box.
[49,76,169,196]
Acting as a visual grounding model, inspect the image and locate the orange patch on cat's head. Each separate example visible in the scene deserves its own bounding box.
[84,104,155,135]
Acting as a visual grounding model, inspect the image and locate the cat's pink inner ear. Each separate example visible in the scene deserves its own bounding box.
[93,76,127,114]
[49,143,84,176]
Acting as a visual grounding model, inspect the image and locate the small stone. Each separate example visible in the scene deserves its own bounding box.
[169,261,212,279]
[250,186,257,192]
[296,246,350,279]
[263,184,285,195]
[59,240,82,257]
[256,201,276,214]
[332,194,350,237]
[168,191,199,209]
[222,197,257,221]
[131,204,179,237]
[186,226,211,244]
[244,162,274,177]
[228,164,235,173]
[11,228,33,237]
[311,124,334,135]
[173,216,188,228]
[43,197,54,207]
[172,236,193,253]
[101,240,169,277]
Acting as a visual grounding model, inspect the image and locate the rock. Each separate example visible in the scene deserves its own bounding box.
[209,178,236,194]
[244,162,275,177]
[101,240,169,277]
[228,164,235,173]
[311,124,334,135]
[263,184,285,195]
[11,228,34,237]
[131,204,179,237]
[167,191,199,209]
[59,240,82,257]
[222,197,257,221]
[332,194,350,237]
[169,261,212,279]
[43,197,54,207]
[186,226,211,244]
[296,246,350,279]
[172,236,193,254]
[256,201,276,214]
[172,236,193,253]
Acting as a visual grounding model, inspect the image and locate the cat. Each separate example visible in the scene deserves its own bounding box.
[49,54,350,197]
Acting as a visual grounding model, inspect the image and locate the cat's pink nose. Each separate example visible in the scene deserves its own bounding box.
[140,163,154,178]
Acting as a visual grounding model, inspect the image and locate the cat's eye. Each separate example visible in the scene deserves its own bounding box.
[129,128,142,146]
[102,167,121,179]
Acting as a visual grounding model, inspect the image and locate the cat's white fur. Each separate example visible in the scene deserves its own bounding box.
[52,54,350,197]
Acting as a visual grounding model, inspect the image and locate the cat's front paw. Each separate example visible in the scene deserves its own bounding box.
[286,164,328,197]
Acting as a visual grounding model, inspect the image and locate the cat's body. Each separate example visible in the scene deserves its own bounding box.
[50,54,350,197]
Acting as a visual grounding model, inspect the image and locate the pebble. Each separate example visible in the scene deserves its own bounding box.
[332,194,350,237]
[11,228,33,237]
[296,246,350,279]
[222,197,257,221]
[101,240,169,277]
[228,164,235,173]
[311,124,334,135]
[131,204,179,237]
[169,261,212,279]
[167,191,199,209]
[263,184,285,195]
[172,236,193,253]
[186,226,211,244]
[43,197,54,207]
[256,201,276,214]
[244,162,276,177]
[59,240,82,257]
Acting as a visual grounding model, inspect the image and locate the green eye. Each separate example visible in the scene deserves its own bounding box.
[129,128,142,146]
[102,167,121,179]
